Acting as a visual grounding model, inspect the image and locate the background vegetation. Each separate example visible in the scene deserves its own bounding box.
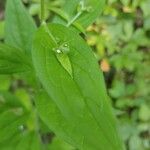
[0,0,149,149]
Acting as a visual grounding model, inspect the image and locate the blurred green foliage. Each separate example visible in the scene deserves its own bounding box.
[0,0,149,149]
[86,0,150,149]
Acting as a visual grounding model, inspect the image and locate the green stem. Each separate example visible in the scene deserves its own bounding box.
[43,23,58,45]
[41,0,45,23]
[67,11,82,27]
[40,0,57,45]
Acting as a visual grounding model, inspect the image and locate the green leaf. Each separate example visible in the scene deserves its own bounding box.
[48,137,74,150]
[0,21,4,40]
[0,75,11,90]
[0,92,28,145]
[5,0,36,54]
[36,90,120,149]
[0,91,41,150]
[129,134,144,150]
[36,90,82,148]
[49,7,85,33]
[0,43,33,74]
[0,112,27,144]
[32,23,124,150]
[15,132,41,150]
[53,0,105,29]
[0,91,24,112]
[139,104,150,122]
[141,0,150,17]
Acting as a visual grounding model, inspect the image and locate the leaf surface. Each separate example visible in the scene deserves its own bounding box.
[5,0,36,54]
[32,23,124,150]
[0,92,41,150]
[0,43,33,74]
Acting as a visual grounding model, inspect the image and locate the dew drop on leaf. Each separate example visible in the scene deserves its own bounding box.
[56,49,62,54]
[61,43,70,54]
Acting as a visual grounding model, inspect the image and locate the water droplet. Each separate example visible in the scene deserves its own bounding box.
[52,47,62,54]
[53,42,70,55]
[56,49,62,54]
[61,44,70,54]
[64,43,68,47]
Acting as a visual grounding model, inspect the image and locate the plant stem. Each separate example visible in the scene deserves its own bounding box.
[41,0,45,23]
[43,23,58,45]
[67,11,82,27]
[40,0,57,46]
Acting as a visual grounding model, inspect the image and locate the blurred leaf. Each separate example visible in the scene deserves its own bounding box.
[0,21,4,39]
[15,88,32,111]
[5,0,36,54]
[0,43,33,74]
[122,20,133,41]
[29,3,40,16]
[109,81,126,98]
[0,75,11,91]
[141,0,150,17]
[0,91,44,150]
[120,0,130,6]
[53,0,106,29]
[129,134,143,150]
[144,17,150,30]
[139,104,150,122]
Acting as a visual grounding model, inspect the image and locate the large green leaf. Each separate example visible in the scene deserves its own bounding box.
[32,23,124,150]
[0,43,33,74]
[5,0,36,54]
[53,0,105,29]
[36,90,116,150]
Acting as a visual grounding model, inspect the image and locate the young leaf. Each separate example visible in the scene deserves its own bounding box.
[53,0,105,29]
[0,43,33,74]
[32,23,124,150]
[5,0,36,54]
